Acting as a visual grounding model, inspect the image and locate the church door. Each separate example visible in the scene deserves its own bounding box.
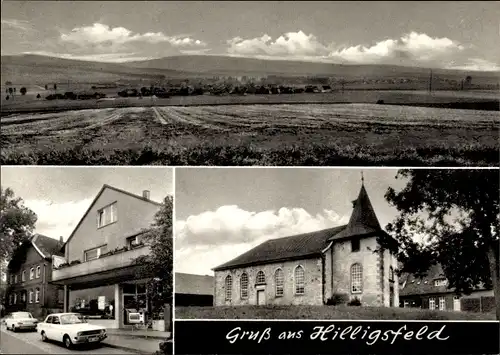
[257,290,266,305]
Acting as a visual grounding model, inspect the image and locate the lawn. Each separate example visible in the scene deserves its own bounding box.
[1,103,498,166]
[175,305,497,321]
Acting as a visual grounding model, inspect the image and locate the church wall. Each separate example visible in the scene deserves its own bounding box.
[381,249,399,307]
[214,257,323,306]
[329,236,382,306]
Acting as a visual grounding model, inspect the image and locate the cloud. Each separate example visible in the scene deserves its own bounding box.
[175,205,349,275]
[60,23,207,48]
[227,30,332,58]
[330,32,465,66]
[1,19,34,32]
[225,30,498,71]
[24,198,93,241]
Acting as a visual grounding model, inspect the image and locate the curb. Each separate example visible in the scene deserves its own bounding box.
[101,342,147,354]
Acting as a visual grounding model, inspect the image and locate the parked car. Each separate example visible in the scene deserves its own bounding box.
[4,311,38,332]
[37,313,107,349]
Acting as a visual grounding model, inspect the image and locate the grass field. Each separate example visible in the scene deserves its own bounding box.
[175,305,496,320]
[1,103,498,166]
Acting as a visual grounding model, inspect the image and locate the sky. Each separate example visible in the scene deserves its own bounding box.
[175,168,409,276]
[1,1,499,70]
[1,166,173,242]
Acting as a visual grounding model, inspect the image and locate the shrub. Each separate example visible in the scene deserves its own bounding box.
[348,297,362,306]
[153,340,172,355]
[326,293,350,306]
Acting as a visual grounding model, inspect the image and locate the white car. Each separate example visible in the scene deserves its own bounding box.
[37,313,107,349]
[4,312,38,332]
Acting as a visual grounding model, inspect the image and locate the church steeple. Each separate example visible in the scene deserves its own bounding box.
[331,175,382,240]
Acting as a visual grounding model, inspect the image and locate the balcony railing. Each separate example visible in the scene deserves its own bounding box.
[52,245,150,282]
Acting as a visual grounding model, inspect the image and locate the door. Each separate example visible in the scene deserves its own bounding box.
[51,316,63,341]
[43,316,53,339]
[453,296,461,311]
[257,290,265,305]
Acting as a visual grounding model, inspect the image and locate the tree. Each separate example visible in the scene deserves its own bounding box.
[20,87,27,95]
[0,187,37,273]
[382,169,499,319]
[465,75,472,85]
[133,196,173,327]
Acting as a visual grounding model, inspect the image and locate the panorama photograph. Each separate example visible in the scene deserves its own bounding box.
[1,1,499,166]
[174,168,499,320]
[0,167,173,354]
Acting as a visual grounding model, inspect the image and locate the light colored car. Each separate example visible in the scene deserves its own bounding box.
[4,312,38,332]
[37,313,107,349]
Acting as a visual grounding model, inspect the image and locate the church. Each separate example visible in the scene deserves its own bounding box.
[212,180,400,307]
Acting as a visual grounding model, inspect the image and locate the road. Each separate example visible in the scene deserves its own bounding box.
[0,326,136,354]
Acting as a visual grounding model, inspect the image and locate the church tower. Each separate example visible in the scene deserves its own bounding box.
[324,173,399,307]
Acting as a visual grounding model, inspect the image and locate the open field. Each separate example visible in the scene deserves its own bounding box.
[1,90,499,116]
[1,103,498,166]
[175,305,496,320]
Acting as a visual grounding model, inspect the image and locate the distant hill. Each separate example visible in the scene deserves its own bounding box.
[2,54,499,85]
[1,54,199,85]
[125,55,500,82]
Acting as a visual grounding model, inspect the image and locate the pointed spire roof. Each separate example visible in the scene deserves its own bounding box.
[328,179,382,241]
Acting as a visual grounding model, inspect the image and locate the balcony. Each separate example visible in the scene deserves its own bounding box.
[52,245,150,283]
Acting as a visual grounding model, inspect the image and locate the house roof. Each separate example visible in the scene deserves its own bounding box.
[175,273,214,296]
[62,184,162,249]
[329,183,382,241]
[212,225,346,271]
[32,234,64,259]
[399,263,489,296]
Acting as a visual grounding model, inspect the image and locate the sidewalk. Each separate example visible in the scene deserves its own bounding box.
[102,329,171,354]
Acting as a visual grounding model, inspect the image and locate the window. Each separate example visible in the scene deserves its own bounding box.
[429,298,435,310]
[434,279,447,287]
[13,293,17,304]
[46,316,53,324]
[225,275,232,301]
[9,294,13,304]
[52,316,60,325]
[389,267,394,282]
[275,269,284,297]
[351,263,363,293]
[29,290,33,304]
[439,297,446,310]
[453,296,461,311]
[30,268,34,280]
[36,266,41,278]
[14,274,18,283]
[351,238,360,252]
[22,292,26,302]
[256,271,266,285]
[240,273,249,299]
[84,245,108,262]
[35,288,40,303]
[403,300,409,308]
[127,235,143,249]
[294,266,305,295]
[22,270,26,282]
[97,202,117,228]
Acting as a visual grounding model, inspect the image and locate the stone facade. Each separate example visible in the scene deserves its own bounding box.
[214,258,323,306]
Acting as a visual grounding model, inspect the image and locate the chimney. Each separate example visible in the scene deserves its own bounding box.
[143,190,150,200]
[59,236,64,244]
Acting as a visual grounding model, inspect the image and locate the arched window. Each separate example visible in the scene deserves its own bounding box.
[29,290,33,303]
[389,266,394,282]
[35,288,40,303]
[351,263,363,293]
[294,266,305,295]
[225,275,232,301]
[22,270,26,282]
[22,291,26,302]
[13,293,17,304]
[9,294,13,305]
[275,269,284,297]
[256,271,266,284]
[30,268,34,280]
[36,266,41,278]
[240,273,249,299]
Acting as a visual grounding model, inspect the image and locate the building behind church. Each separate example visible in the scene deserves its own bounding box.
[213,182,399,307]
